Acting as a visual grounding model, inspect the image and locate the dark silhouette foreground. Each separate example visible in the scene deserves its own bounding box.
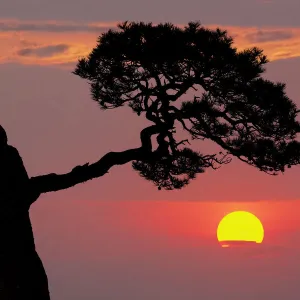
[0,125,50,299]
[2,21,300,299]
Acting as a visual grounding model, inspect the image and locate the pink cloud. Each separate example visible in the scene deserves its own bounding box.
[1,20,300,66]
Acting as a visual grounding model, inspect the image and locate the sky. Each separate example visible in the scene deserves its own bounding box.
[1,0,300,299]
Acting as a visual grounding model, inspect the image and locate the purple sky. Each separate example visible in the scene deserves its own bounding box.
[1,0,299,26]
[1,1,300,299]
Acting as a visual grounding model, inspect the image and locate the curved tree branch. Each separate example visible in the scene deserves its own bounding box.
[30,125,163,195]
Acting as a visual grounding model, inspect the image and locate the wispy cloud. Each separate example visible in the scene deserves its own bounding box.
[0,19,116,33]
[17,44,69,57]
[0,19,300,67]
[245,29,294,43]
[214,24,300,61]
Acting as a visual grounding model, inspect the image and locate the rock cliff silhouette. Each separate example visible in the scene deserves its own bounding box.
[0,125,50,299]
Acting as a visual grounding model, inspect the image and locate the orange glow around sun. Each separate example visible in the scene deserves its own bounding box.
[217,211,264,247]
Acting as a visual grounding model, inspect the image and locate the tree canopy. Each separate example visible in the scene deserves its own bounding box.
[32,21,300,193]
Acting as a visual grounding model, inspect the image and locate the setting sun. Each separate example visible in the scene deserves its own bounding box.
[217,211,264,247]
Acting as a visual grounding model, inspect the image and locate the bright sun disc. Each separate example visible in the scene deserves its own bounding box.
[217,211,264,247]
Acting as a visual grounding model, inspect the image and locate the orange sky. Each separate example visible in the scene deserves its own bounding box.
[1,20,300,66]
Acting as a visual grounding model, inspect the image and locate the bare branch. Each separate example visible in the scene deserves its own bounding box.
[30,125,163,194]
